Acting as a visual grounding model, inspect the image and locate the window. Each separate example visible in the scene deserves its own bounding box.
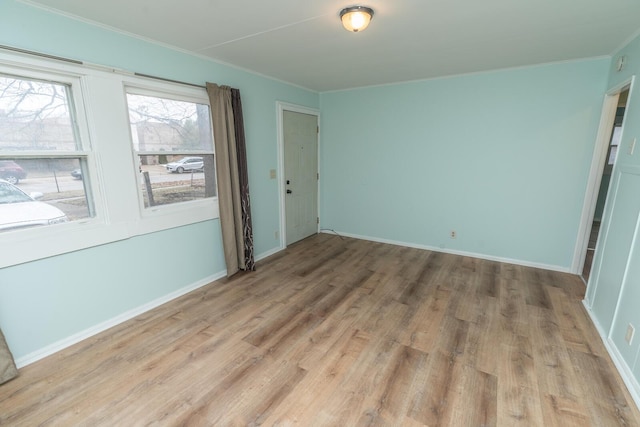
[0,50,220,268]
[0,73,94,232]
[126,90,216,209]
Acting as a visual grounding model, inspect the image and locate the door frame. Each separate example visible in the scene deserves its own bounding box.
[276,101,320,248]
[572,77,634,275]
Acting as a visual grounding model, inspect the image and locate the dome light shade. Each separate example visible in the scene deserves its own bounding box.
[340,6,374,32]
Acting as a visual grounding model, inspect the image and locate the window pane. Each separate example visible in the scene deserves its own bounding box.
[0,75,78,151]
[127,93,213,152]
[139,154,216,208]
[0,158,93,232]
[128,90,216,209]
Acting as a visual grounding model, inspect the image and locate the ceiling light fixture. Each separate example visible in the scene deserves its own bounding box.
[340,6,374,33]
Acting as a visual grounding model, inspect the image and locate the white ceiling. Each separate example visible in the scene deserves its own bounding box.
[21,0,640,92]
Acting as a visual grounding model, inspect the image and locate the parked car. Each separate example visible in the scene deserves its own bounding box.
[165,157,204,173]
[0,160,27,184]
[0,179,68,231]
[71,169,82,180]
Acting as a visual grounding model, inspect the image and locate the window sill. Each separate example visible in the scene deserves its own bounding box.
[0,199,219,269]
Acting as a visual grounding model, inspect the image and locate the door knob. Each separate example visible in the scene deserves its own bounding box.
[286,189,292,194]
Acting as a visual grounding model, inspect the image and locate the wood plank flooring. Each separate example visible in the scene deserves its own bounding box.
[1,234,639,426]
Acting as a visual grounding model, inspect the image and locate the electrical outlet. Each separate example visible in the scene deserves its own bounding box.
[450,230,456,239]
[275,230,279,240]
[270,169,277,179]
[625,323,635,344]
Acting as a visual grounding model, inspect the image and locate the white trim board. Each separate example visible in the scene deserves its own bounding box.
[14,243,287,368]
[15,270,227,368]
[13,243,288,368]
[321,230,571,273]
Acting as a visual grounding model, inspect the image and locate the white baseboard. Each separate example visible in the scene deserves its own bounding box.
[15,244,287,369]
[582,300,640,411]
[15,270,227,368]
[12,235,566,369]
[321,230,571,273]
[255,245,284,262]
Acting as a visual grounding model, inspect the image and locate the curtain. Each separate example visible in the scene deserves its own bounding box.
[0,328,18,385]
[206,83,255,276]
[230,88,255,271]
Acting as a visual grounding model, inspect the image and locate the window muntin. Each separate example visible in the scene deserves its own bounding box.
[126,90,216,209]
[0,74,94,232]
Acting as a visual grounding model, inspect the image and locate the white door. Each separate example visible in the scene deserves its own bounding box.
[284,110,318,245]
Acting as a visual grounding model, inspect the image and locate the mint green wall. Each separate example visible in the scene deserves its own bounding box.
[0,1,318,361]
[587,32,640,390]
[320,60,609,268]
[1,222,226,359]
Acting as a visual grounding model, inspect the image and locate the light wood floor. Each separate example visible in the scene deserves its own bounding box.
[1,234,639,426]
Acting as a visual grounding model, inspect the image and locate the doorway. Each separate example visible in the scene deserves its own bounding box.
[580,88,630,281]
[278,104,319,246]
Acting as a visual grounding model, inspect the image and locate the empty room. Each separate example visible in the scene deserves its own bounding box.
[2,0,640,425]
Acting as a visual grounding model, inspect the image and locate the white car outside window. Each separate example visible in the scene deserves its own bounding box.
[165,157,204,173]
[0,180,68,231]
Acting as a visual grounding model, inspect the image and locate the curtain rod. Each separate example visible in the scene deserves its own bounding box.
[0,44,205,89]
[0,44,82,65]
[133,72,204,89]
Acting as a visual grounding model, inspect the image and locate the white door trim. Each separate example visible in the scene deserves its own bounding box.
[276,101,320,248]
[572,77,634,276]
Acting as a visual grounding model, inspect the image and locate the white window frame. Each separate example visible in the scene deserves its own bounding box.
[0,59,109,268]
[123,80,219,235]
[0,50,219,268]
